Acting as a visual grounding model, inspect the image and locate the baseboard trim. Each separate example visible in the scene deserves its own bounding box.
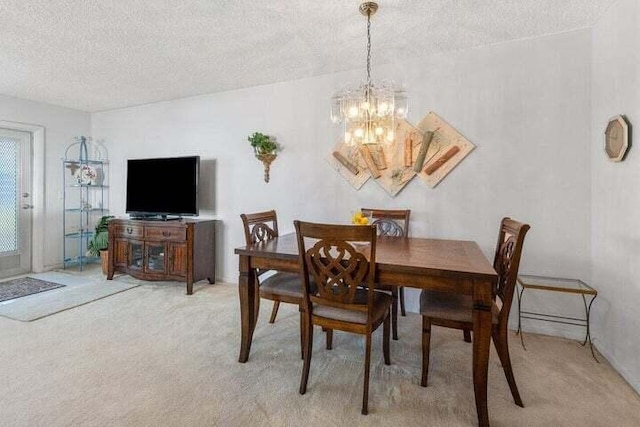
[591,338,640,395]
[506,319,587,342]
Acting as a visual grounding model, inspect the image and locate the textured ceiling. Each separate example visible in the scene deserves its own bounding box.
[0,0,615,112]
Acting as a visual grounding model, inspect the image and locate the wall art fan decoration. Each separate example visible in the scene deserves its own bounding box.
[326,111,475,197]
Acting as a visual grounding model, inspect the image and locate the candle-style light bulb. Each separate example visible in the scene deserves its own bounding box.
[386,131,394,142]
[344,131,352,144]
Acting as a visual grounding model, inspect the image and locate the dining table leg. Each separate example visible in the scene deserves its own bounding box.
[238,254,258,363]
[472,279,493,427]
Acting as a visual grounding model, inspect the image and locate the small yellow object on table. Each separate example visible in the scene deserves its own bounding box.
[351,211,371,225]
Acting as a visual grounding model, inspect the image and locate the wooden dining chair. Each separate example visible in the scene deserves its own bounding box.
[240,210,307,354]
[361,208,411,341]
[295,220,392,415]
[419,217,530,408]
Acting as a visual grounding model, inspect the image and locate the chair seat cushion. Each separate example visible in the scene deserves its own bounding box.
[419,290,499,324]
[313,289,392,325]
[260,272,305,299]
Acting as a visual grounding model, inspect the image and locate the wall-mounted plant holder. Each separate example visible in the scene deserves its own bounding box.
[256,152,277,183]
[248,131,279,183]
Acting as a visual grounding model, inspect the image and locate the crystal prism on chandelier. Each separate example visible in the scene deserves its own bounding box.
[330,1,408,146]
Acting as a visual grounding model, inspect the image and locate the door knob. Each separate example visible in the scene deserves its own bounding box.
[21,204,34,209]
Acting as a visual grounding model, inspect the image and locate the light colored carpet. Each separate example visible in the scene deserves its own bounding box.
[0,269,140,322]
[0,277,639,426]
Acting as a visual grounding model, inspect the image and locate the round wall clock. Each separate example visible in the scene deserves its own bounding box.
[604,115,630,162]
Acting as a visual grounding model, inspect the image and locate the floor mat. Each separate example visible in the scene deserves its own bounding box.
[0,271,140,322]
[0,277,65,302]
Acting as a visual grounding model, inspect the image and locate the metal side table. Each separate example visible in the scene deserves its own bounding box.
[516,275,599,362]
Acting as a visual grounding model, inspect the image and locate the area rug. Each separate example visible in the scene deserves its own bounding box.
[0,271,141,322]
[0,277,66,302]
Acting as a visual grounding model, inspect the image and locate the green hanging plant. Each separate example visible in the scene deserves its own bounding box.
[248,132,278,155]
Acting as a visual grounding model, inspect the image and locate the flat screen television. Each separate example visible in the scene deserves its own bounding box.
[126,155,200,219]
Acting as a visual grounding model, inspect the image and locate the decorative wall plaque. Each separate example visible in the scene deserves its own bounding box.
[326,141,371,190]
[371,119,420,197]
[415,112,475,188]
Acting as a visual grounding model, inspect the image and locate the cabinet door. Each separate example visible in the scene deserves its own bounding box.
[114,238,128,268]
[128,241,144,271]
[168,242,187,276]
[145,242,167,274]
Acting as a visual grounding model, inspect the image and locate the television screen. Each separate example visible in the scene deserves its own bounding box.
[126,156,200,217]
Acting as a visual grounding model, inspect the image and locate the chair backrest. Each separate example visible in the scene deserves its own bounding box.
[295,221,377,317]
[493,217,530,325]
[240,210,279,245]
[360,208,411,237]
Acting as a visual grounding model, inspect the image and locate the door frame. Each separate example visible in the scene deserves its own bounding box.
[0,120,45,273]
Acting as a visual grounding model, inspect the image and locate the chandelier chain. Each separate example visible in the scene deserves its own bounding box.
[366,10,371,87]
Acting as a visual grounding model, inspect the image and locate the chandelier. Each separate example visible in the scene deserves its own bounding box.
[330,1,408,146]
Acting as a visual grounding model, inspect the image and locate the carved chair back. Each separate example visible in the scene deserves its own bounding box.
[493,217,530,327]
[295,221,377,318]
[361,208,411,238]
[240,210,279,245]
[240,210,280,277]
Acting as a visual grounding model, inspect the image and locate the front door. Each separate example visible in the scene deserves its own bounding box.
[0,128,32,279]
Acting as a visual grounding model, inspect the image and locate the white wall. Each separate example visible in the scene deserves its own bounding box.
[92,29,593,320]
[591,0,640,392]
[0,95,91,270]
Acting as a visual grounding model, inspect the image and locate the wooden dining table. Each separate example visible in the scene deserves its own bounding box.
[234,233,498,426]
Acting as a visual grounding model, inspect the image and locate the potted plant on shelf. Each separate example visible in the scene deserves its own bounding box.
[248,132,279,183]
[87,215,115,275]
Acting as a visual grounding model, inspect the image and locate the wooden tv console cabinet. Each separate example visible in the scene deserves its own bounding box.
[106,218,216,295]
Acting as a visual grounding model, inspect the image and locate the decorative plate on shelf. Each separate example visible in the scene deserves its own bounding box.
[80,164,97,185]
[604,115,630,162]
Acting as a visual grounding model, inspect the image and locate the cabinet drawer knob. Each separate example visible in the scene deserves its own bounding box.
[126,227,133,234]
[162,231,171,237]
